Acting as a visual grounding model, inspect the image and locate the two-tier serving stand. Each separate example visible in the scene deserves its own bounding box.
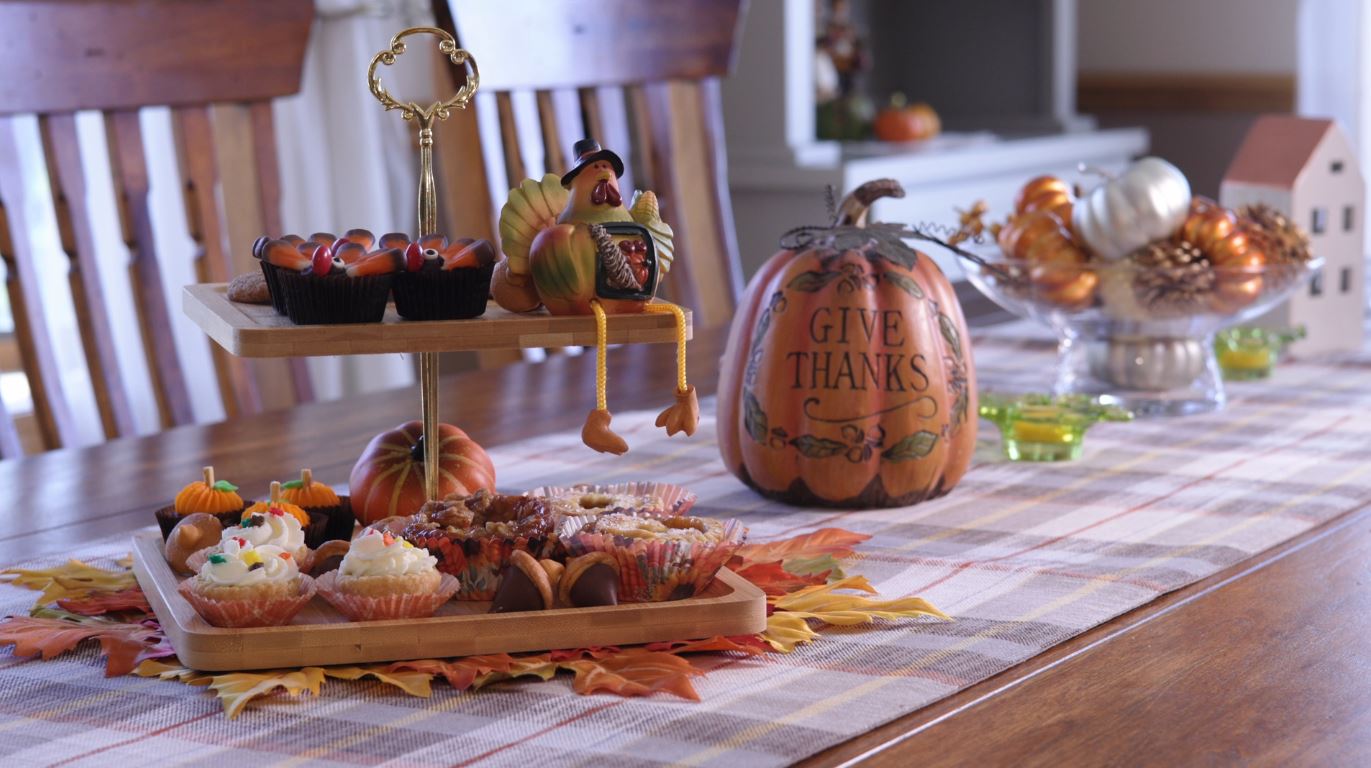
[132,28,764,672]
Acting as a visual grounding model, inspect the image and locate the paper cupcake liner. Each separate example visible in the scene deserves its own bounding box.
[318,496,357,543]
[178,575,316,628]
[155,505,247,541]
[314,571,459,620]
[392,261,494,320]
[260,261,288,315]
[558,517,746,602]
[404,531,551,601]
[277,269,392,325]
[529,481,698,522]
[186,546,314,576]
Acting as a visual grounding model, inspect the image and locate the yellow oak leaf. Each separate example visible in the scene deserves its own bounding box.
[763,576,950,653]
[325,665,433,698]
[134,658,211,686]
[208,667,326,720]
[1,560,137,606]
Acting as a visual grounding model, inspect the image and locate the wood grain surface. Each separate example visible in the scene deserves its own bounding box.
[2,326,1366,765]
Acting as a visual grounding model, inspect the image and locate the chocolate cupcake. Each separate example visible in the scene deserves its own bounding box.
[403,490,557,601]
[392,235,497,321]
[155,466,248,540]
[279,469,354,546]
[258,233,398,325]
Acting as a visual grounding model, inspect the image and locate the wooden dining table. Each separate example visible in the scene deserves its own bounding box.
[2,325,1367,766]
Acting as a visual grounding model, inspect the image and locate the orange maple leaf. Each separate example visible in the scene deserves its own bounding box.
[732,528,871,567]
[733,561,830,596]
[0,613,172,676]
[390,654,558,691]
[563,649,703,701]
[644,635,770,655]
[56,588,151,616]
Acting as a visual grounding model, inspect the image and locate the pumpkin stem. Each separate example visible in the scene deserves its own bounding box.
[834,179,905,227]
[202,466,214,487]
[1077,163,1115,181]
[301,468,312,487]
[410,434,427,464]
[269,481,281,505]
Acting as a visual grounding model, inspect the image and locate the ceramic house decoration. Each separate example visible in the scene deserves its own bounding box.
[1220,115,1365,355]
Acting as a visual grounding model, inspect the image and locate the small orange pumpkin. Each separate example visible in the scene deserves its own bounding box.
[174,466,244,516]
[280,468,340,509]
[872,94,941,142]
[349,421,496,525]
[717,180,976,507]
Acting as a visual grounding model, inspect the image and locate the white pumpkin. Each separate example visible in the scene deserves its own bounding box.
[1073,157,1191,261]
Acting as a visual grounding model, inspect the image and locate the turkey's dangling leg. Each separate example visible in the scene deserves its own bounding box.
[582,300,629,455]
[645,302,698,437]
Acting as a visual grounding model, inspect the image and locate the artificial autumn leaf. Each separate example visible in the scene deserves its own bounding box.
[732,528,871,568]
[564,649,703,701]
[325,665,433,698]
[734,561,829,596]
[781,553,847,581]
[0,610,171,676]
[134,658,211,686]
[1,559,137,606]
[390,654,559,692]
[645,635,770,656]
[763,576,950,653]
[208,667,325,720]
[57,588,151,616]
[549,646,622,662]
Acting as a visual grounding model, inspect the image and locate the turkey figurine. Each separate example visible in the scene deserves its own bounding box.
[493,138,693,455]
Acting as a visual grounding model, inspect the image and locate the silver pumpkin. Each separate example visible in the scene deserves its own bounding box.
[1073,157,1191,261]
[1086,336,1208,391]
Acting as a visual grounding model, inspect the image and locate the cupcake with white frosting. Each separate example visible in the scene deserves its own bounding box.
[186,506,314,573]
[177,538,316,627]
[315,528,458,620]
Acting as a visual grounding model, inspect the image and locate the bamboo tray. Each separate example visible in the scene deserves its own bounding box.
[182,283,693,358]
[130,531,766,672]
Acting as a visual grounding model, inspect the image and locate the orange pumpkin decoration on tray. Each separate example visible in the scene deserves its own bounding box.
[717,180,976,507]
[349,421,496,525]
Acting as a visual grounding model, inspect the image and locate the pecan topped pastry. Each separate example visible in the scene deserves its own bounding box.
[403,490,557,601]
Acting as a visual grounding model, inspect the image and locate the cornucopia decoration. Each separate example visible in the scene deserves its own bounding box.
[493,138,693,454]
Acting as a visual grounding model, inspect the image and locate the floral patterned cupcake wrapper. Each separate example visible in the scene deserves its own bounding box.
[314,571,459,621]
[404,532,549,601]
[558,516,746,602]
[529,481,698,523]
[178,576,316,628]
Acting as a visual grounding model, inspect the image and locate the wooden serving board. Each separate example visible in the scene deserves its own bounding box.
[183,283,693,358]
[131,531,766,672]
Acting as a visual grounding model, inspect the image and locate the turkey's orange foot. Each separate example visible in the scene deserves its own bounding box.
[582,408,629,455]
[655,385,700,437]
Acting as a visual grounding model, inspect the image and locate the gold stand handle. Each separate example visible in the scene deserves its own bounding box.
[367,26,479,500]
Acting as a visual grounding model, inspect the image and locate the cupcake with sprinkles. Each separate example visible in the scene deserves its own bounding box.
[279,469,354,544]
[188,494,315,573]
[315,528,458,620]
[242,481,327,549]
[178,538,316,628]
[155,466,248,540]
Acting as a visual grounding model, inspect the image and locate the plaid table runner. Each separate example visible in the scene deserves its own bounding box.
[5,325,1371,767]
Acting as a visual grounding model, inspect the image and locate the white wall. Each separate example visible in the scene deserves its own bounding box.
[1078,0,1297,74]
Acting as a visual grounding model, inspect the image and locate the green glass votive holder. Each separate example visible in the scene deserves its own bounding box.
[1214,326,1305,381]
[979,393,1133,462]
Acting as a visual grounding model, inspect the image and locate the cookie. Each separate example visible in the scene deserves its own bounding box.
[227,271,272,304]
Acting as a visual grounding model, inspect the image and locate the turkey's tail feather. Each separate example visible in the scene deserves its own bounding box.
[499,174,569,275]
[629,190,675,276]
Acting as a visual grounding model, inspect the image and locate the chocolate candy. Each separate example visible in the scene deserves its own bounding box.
[558,553,619,608]
[489,550,554,613]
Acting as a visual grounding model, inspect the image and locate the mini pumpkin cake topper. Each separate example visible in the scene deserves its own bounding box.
[494,138,694,454]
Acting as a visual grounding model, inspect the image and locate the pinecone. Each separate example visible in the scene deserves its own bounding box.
[1129,240,1215,317]
[1239,203,1311,265]
[587,223,641,292]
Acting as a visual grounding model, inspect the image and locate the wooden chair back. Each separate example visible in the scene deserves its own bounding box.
[0,0,315,457]
[432,0,747,330]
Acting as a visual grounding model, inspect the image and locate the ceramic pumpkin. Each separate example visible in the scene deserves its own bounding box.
[349,421,496,524]
[717,179,977,507]
[872,94,941,142]
[1073,157,1191,260]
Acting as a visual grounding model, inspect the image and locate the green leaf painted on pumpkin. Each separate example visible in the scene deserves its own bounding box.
[280,480,304,490]
[743,391,768,445]
[882,431,939,462]
[211,480,238,493]
[938,313,963,360]
[789,434,848,459]
[883,271,925,299]
[786,270,842,293]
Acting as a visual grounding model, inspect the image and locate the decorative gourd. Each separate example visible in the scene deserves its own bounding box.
[1072,157,1191,260]
[717,179,977,507]
[1013,175,1076,225]
[998,209,1097,310]
[872,94,941,142]
[349,421,496,525]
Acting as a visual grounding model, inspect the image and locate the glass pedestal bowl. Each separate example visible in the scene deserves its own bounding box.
[960,251,1320,417]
